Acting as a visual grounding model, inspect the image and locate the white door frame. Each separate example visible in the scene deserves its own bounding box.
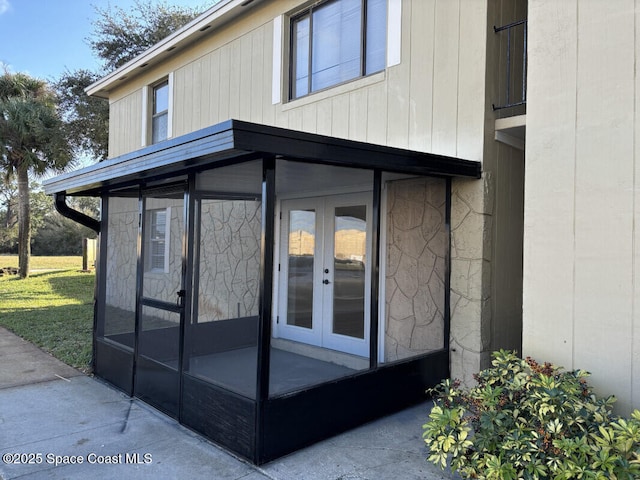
[274,192,372,357]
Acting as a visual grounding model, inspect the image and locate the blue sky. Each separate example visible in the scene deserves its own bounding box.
[0,0,211,82]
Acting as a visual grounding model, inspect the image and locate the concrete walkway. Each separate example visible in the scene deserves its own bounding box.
[0,327,454,479]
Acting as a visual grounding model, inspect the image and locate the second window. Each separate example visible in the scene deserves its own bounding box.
[290,0,387,100]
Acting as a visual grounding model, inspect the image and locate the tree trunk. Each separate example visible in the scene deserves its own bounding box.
[16,166,30,279]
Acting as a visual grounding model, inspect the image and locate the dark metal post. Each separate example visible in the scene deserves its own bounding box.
[522,21,528,103]
[506,27,512,107]
[94,194,109,370]
[369,170,382,369]
[179,176,196,422]
[255,155,276,462]
[132,188,143,396]
[443,178,452,372]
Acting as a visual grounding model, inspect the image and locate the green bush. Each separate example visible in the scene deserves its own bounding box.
[422,350,640,479]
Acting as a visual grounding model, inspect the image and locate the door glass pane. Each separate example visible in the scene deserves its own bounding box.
[139,305,180,369]
[102,195,138,349]
[333,205,366,338]
[287,209,315,328]
[143,194,183,303]
[186,197,261,399]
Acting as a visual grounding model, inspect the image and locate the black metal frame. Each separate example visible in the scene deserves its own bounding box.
[50,119,481,465]
[493,19,528,111]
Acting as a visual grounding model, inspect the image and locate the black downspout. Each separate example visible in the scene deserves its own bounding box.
[54,192,100,233]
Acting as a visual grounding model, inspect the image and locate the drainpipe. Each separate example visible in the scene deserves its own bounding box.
[54,192,100,233]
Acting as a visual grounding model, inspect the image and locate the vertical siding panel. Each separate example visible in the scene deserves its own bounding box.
[262,23,276,127]
[133,90,142,151]
[408,0,435,152]
[331,93,350,139]
[172,68,184,136]
[349,89,368,142]
[108,102,116,158]
[113,91,142,156]
[228,40,242,119]
[431,0,459,156]
[523,0,577,370]
[192,60,203,130]
[274,107,289,128]
[316,99,333,136]
[573,1,635,412]
[208,50,221,126]
[200,54,212,127]
[386,0,411,148]
[288,107,303,130]
[218,45,231,121]
[183,63,195,135]
[302,103,317,133]
[251,27,265,123]
[366,82,387,145]
[456,0,486,160]
[240,34,253,121]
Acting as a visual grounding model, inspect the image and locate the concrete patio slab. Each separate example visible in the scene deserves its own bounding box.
[0,328,454,480]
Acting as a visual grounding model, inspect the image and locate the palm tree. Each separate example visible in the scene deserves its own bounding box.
[0,72,73,278]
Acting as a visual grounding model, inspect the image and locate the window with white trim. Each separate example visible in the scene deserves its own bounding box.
[146,208,170,272]
[151,80,169,144]
[142,75,173,146]
[290,0,387,100]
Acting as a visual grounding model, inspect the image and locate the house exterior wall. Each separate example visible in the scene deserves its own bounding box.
[106,0,487,160]
[100,0,527,384]
[524,0,638,413]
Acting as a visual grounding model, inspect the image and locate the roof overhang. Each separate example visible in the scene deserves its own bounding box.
[43,120,482,196]
[86,0,265,98]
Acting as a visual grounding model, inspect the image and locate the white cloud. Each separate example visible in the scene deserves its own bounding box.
[0,0,10,15]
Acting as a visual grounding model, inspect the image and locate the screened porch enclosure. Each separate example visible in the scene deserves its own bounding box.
[50,120,480,464]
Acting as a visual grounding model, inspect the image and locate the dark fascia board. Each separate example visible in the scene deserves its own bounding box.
[231,120,482,178]
[44,120,242,195]
[43,119,481,196]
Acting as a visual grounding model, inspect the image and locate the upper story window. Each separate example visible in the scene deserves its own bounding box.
[152,80,169,144]
[290,0,387,100]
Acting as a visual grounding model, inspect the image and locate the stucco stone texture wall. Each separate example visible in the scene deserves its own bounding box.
[385,177,447,362]
[105,196,139,335]
[196,199,261,322]
[450,179,493,385]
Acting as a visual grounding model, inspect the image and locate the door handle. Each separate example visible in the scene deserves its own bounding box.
[176,289,186,307]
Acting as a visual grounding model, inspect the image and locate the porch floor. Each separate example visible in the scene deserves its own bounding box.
[186,347,357,398]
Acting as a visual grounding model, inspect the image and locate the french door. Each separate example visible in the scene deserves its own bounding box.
[277,192,371,357]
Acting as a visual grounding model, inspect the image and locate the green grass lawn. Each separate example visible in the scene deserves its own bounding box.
[0,255,86,270]
[0,258,95,373]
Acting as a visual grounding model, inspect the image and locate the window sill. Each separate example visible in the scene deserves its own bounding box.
[282,71,386,111]
[144,269,170,276]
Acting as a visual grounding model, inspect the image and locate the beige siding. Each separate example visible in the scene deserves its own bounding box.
[525,0,638,413]
[108,90,143,158]
[107,0,488,161]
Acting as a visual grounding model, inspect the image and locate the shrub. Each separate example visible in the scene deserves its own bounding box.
[422,350,640,479]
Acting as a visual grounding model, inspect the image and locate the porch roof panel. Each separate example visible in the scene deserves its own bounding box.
[43,120,482,196]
